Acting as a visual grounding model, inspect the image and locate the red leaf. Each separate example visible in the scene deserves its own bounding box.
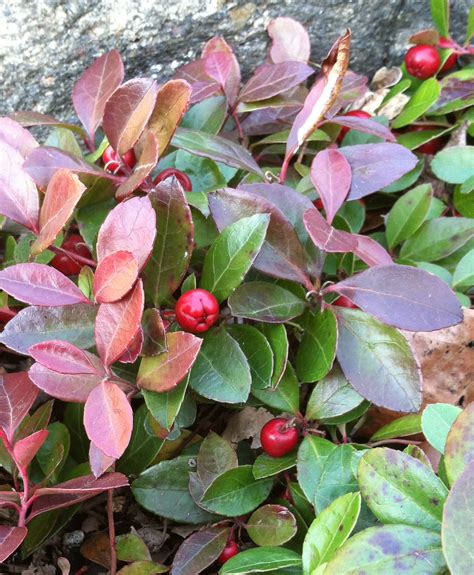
[13,429,49,469]
[0,141,39,232]
[0,526,28,562]
[95,280,144,367]
[117,327,143,364]
[137,331,202,392]
[268,17,311,64]
[0,117,38,157]
[202,37,241,106]
[0,372,38,443]
[174,60,221,104]
[351,234,393,267]
[29,363,102,402]
[240,62,314,103]
[93,251,139,304]
[303,207,358,252]
[89,442,115,478]
[103,78,157,156]
[310,149,352,224]
[327,116,395,142]
[97,196,156,271]
[205,52,233,88]
[84,381,133,459]
[72,50,124,140]
[30,169,86,256]
[0,263,90,306]
[28,341,105,375]
[115,130,159,201]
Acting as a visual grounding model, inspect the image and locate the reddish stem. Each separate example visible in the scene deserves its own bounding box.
[279,155,291,184]
[107,490,117,575]
[0,430,30,527]
[49,245,97,269]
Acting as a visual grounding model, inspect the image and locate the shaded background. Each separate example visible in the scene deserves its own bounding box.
[0,0,471,119]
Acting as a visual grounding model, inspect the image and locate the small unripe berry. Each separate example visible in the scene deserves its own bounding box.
[333,295,358,309]
[405,45,440,79]
[154,168,193,192]
[217,540,239,565]
[175,289,219,334]
[337,110,372,142]
[260,418,299,458]
[51,234,92,276]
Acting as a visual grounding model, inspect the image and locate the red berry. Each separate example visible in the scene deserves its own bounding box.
[405,45,440,79]
[102,146,136,174]
[175,289,219,334]
[260,418,299,458]
[154,168,193,192]
[51,234,92,276]
[313,198,324,210]
[407,125,446,155]
[217,540,240,565]
[337,110,372,142]
[333,295,358,309]
[440,52,457,72]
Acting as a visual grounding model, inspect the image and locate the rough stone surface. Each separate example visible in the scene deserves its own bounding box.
[0,0,470,119]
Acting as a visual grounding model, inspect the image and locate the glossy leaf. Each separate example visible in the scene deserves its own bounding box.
[314,444,358,513]
[89,442,115,478]
[36,421,70,481]
[196,431,238,491]
[116,532,151,562]
[310,149,351,224]
[268,16,310,63]
[220,547,302,574]
[385,184,432,248]
[0,372,38,443]
[422,403,462,454]
[304,207,358,253]
[392,79,441,128]
[359,448,448,530]
[141,308,167,357]
[240,62,313,102]
[328,116,396,142]
[138,332,202,393]
[252,451,297,479]
[297,435,336,502]
[143,376,189,432]
[171,527,228,575]
[444,402,474,486]
[369,414,422,442]
[201,214,269,303]
[335,308,421,412]
[84,381,133,459]
[72,50,124,140]
[29,340,104,375]
[247,504,297,547]
[0,526,28,563]
[452,249,474,290]
[29,363,102,403]
[0,117,38,156]
[296,309,337,383]
[93,250,138,304]
[431,145,474,184]
[258,323,289,389]
[252,363,299,414]
[103,78,157,155]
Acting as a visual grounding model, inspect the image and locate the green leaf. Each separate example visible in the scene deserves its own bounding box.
[171,527,229,575]
[253,452,297,479]
[305,364,366,424]
[36,422,70,483]
[118,561,168,574]
[197,431,238,490]
[430,0,450,37]
[467,6,474,43]
[132,456,216,524]
[297,436,336,502]
[143,376,189,432]
[229,281,306,323]
[76,198,115,252]
[116,532,151,562]
[452,249,474,291]
[431,145,474,184]
[258,324,288,388]
[392,79,441,129]
[369,414,422,442]
[247,504,297,547]
[220,547,302,574]
[444,402,474,485]
[314,445,358,513]
[201,465,273,516]
[181,96,227,134]
[460,174,474,194]
[335,309,421,413]
[385,184,432,248]
[296,309,337,383]
[358,448,448,530]
[302,492,361,574]
[189,328,251,404]
[453,186,474,217]
[323,525,445,574]
[441,461,474,575]
[415,261,452,285]
[252,363,300,414]
[226,325,274,390]
[63,403,88,462]
[201,214,269,303]
[421,403,462,454]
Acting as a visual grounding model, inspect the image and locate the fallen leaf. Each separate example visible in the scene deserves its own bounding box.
[222,406,274,448]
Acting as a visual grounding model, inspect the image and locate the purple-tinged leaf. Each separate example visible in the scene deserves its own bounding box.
[0,304,97,355]
[95,280,144,367]
[28,341,105,376]
[0,141,39,231]
[242,105,300,136]
[103,78,157,156]
[172,128,263,177]
[115,131,159,201]
[326,116,396,141]
[89,441,115,478]
[0,372,38,443]
[29,363,102,403]
[13,429,49,469]
[117,327,143,364]
[93,250,138,304]
[72,50,124,140]
[304,208,358,253]
[339,144,418,200]
[326,265,462,331]
[240,62,314,103]
[202,37,241,106]
[0,526,28,562]
[28,472,128,520]
[141,309,167,357]
[23,146,111,188]
[205,52,233,89]
[30,169,86,256]
[171,527,229,575]
[335,71,369,104]
[174,60,221,104]
[335,308,421,412]
[310,149,352,224]
[9,111,84,136]
[84,381,133,459]
[268,17,311,64]
[97,196,156,271]
[0,117,38,156]
[0,492,21,506]
[351,234,393,267]
[0,263,90,306]
[209,188,312,289]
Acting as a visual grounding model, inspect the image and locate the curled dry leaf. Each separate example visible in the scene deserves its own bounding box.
[222,406,274,448]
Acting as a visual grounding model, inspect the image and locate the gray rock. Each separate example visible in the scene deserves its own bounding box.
[0,0,470,120]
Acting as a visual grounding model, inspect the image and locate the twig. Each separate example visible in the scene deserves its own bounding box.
[107,490,117,575]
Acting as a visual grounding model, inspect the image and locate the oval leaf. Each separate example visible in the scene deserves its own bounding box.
[247,504,297,547]
[93,250,139,304]
[444,402,474,486]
